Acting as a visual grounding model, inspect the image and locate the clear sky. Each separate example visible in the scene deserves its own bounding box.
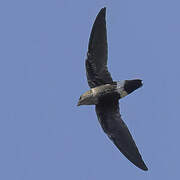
[0,0,179,179]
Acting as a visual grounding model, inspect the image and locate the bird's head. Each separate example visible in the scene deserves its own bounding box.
[77,90,96,106]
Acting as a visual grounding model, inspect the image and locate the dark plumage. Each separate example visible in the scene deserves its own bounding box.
[86,8,113,88]
[78,7,148,171]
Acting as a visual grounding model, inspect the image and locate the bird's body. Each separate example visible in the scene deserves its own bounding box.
[77,7,148,171]
[78,80,142,106]
[78,83,118,106]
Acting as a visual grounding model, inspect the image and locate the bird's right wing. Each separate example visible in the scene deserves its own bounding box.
[86,8,113,88]
[95,100,148,171]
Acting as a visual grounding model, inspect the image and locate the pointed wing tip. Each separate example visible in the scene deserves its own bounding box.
[101,7,106,11]
[121,149,148,171]
[143,167,148,171]
[140,164,148,171]
[128,153,148,171]
[98,7,106,17]
[137,160,148,171]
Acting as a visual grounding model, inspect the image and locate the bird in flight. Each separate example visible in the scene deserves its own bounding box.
[77,7,148,171]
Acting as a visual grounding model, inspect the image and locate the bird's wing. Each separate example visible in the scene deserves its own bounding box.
[86,8,113,88]
[95,100,148,171]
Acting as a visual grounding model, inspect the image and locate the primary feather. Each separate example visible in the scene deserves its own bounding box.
[78,7,148,171]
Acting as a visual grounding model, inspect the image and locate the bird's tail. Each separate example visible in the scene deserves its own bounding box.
[124,79,143,94]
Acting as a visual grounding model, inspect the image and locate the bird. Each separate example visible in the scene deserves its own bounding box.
[77,7,148,171]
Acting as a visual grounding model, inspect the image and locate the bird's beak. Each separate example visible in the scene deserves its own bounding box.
[77,101,81,106]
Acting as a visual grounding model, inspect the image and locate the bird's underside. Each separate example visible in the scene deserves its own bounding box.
[96,97,147,171]
[80,7,148,171]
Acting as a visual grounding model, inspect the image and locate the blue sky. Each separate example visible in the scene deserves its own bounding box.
[0,0,180,179]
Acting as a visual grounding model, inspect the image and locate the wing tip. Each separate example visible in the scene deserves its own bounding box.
[123,150,149,171]
[101,7,106,11]
[129,154,148,171]
[95,7,106,20]
[138,162,148,171]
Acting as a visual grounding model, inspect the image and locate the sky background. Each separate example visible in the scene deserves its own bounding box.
[0,0,180,179]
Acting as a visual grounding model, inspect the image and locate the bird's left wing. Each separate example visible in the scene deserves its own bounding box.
[95,100,148,171]
[86,8,113,88]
